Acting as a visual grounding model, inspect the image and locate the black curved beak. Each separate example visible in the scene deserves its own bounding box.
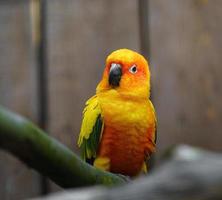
[109,63,122,87]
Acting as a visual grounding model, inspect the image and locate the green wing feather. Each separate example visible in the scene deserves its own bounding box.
[78,95,103,161]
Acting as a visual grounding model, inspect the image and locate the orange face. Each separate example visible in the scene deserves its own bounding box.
[97,49,151,99]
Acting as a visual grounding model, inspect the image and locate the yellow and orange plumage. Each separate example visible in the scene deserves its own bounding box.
[78,49,157,177]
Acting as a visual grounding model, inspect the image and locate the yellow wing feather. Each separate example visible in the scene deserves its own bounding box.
[78,95,103,159]
[149,100,157,144]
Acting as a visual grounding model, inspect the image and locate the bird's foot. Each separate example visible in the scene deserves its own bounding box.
[116,174,131,182]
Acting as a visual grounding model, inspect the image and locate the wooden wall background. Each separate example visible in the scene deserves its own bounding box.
[0,0,222,199]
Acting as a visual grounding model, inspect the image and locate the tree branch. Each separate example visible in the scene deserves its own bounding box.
[0,106,125,188]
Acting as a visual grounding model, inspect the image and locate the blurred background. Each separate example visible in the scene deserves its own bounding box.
[0,0,222,199]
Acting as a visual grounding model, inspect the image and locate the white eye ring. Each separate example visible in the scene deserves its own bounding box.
[129,65,137,74]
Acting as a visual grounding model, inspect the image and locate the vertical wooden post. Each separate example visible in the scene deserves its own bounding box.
[138,0,156,170]
[31,0,49,195]
[138,0,150,59]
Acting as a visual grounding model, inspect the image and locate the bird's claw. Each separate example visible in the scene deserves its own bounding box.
[116,174,131,182]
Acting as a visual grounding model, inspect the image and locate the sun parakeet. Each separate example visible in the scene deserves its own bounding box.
[78,49,157,177]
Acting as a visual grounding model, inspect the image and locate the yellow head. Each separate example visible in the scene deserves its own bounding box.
[97,49,151,99]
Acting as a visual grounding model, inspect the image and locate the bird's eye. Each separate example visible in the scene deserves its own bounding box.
[129,65,137,74]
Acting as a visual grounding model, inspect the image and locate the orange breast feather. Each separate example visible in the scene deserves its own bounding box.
[97,91,156,176]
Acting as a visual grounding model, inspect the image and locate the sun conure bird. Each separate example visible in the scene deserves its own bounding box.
[78,49,157,177]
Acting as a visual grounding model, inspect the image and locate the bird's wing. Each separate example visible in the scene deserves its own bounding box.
[77,95,103,161]
[149,100,157,144]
